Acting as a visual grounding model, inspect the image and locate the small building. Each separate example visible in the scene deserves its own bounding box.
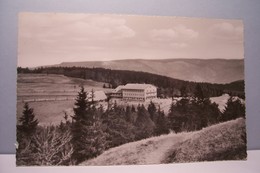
[87,90,107,102]
[110,83,157,102]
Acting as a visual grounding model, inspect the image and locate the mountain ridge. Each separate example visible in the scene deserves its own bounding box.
[51,58,244,84]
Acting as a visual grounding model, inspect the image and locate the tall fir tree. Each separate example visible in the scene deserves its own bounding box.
[17,102,38,136]
[168,99,190,133]
[194,84,204,101]
[16,102,39,165]
[154,107,169,136]
[125,105,132,123]
[148,101,157,122]
[221,97,245,122]
[102,106,135,149]
[71,86,106,164]
[72,86,91,122]
[135,105,155,140]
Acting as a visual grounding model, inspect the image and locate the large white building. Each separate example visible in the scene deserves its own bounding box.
[110,83,157,102]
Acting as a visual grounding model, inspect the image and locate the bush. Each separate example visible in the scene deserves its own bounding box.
[17,125,73,166]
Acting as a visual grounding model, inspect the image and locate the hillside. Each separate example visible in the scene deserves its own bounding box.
[80,118,246,165]
[54,59,244,84]
[17,74,111,125]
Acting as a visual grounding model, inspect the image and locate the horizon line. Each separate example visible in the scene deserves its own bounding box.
[18,57,244,68]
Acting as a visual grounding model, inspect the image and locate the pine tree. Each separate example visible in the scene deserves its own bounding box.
[154,107,169,136]
[190,98,220,130]
[194,84,204,101]
[102,107,135,149]
[148,101,157,122]
[17,102,38,136]
[16,102,39,166]
[125,105,132,123]
[131,105,136,112]
[168,99,189,133]
[135,105,155,140]
[221,97,245,122]
[59,111,71,132]
[72,86,90,122]
[71,86,96,163]
[200,99,220,126]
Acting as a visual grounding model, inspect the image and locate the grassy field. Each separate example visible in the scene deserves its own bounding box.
[81,118,246,165]
[17,73,111,125]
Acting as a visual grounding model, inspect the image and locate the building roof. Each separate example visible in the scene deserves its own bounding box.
[87,90,107,101]
[112,83,156,93]
[114,85,124,92]
[122,83,156,90]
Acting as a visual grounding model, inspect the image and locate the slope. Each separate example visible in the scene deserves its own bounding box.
[80,118,246,165]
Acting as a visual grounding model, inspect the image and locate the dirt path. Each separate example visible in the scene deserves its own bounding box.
[143,135,185,164]
[82,133,188,165]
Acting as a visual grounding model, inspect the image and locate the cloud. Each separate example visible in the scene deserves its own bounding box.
[20,14,135,43]
[175,25,199,39]
[210,22,243,40]
[65,16,135,40]
[150,29,177,41]
[150,25,198,42]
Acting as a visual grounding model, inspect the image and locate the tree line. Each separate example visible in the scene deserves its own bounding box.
[16,85,245,165]
[17,66,245,98]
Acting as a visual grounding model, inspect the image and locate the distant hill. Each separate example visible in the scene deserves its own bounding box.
[80,118,246,165]
[53,59,244,84]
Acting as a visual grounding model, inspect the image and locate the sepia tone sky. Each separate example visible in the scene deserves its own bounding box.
[18,13,244,67]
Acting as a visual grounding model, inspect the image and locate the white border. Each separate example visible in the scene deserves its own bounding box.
[1,150,260,173]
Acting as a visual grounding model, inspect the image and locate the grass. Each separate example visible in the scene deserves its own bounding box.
[17,74,110,99]
[80,118,247,165]
[17,73,110,125]
[162,118,247,163]
[17,100,74,125]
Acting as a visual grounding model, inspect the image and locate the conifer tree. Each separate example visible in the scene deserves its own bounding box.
[148,101,157,122]
[72,86,91,122]
[17,102,38,136]
[221,97,245,122]
[131,105,136,112]
[102,107,135,149]
[135,105,155,140]
[71,87,105,164]
[16,102,39,166]
[154,107,169,136]
[194,84,204,101]
[125,105,132,123]
[168,99,190,133]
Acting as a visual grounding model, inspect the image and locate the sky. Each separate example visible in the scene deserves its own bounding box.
[18,13,244,67]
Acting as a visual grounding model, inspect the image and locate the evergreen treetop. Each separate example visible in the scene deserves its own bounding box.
[17,102,38,136]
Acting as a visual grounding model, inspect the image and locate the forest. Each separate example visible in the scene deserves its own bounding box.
[17,66,245,98]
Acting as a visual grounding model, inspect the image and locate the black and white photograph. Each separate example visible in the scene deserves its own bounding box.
[16,13,246,166]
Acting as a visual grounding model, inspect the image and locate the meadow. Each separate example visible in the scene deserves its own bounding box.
[17,74,110,125]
